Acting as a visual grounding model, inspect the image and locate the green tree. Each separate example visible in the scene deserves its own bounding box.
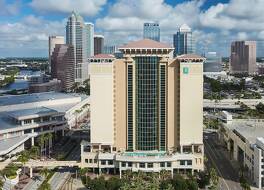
[40,168,49,179]
[209,168,219,189]
[160,169,171,180]
[30,146,40,159]
[38,134,45,159]
[88,176,107,190]
[106,177,122,190]
[0,179,4,189]
[39,181,51,190]
[17,150,29,175]
[256,102,264,114]
[197,171,210,188]
[45,133,53,157]
[171,174,188,190]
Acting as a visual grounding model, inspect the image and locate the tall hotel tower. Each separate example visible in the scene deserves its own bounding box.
[81,39,204,176]
[66,12,94,83]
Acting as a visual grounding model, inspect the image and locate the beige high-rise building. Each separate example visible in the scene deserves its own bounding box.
[51,44,75,92]
[49,36,64,72]
[81,39,204,176]
[230,41,257,75]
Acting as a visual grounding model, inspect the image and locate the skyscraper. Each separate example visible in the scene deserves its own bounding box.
[81,39,204,175]
[85,23,94,58]
[173,24,195,57]
[103,45,118,54]
[94,35,104,55]
[230,41,257,75]
[143,22,160,42]
[66,11,94,83]
[51,44,75,92]
[48,36,64,72]
[204,52,222,73]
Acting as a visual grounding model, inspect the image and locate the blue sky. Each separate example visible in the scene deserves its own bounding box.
[0,0,264,57]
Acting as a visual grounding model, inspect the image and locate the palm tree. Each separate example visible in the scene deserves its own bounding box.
[40,167,49,179]
[74,109,82,128]
[0,179,4,189]
[38,134,45,159]
[30,146,40,159]
[45,133,53,158]
[39,181,51,190]
[160,169,171,180]
[79,168,89,184]
[209,168,219,189]
[17,151,29,175]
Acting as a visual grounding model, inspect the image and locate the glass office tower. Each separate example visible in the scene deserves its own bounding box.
[143,22,160,42]
[173,24,195,57]
[66,11,94,82]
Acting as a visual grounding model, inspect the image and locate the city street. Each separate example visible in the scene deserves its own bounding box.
[204,132,242,190]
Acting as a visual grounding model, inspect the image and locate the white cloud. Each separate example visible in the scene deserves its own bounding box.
[0,0,21,16]
[30,0,107,16]
[199,0,264,31]
[0,15,65,56]
[96,0,203,45]
[2,0,264,57]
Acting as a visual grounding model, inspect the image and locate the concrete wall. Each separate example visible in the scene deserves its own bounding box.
[90,63,114,144]
[179,62,203,146]
[113,59,127,151]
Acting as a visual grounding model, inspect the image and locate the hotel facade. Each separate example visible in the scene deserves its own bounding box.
[81,39,204,176]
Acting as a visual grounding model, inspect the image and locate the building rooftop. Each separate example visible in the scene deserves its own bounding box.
[0,135,33,155]
[90,54,115,59]
[177,54,205,62]
[0,92,87,107]
[6,107,58,120]
[94,34,104,38]
[119,39,173,49]
[225,120,264,144]
[179,24,191,32]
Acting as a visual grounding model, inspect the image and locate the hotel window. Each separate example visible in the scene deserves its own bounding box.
[34,118,41,123]
[42,116,50,122]
[139,163,145,168]
[128,162,132,167]
[166,162,171,167]
[85,159,88,163]
[24,119,32,125]
[89,159,93,163]
[108,160,113,165]
[187,160,192,165]
[101,160,106,165]
[180,160,185,165]
[121,162,126,167]
[147,163,153,168]
[160,162,165,168]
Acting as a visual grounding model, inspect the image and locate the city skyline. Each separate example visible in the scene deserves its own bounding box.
[1,0,264,57]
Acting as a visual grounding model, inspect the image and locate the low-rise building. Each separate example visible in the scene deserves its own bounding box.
[29,79,61,93]
[219,115,264,189]
[0,92,89,160]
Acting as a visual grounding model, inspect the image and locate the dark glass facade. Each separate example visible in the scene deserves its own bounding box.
[135,57,159,151]
[125,56,167,151]
[127,65,133,151]
[159,65,166,151]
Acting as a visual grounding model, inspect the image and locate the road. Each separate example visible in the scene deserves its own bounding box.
[204,132,242,190]
[23,176,45,190]
[49,168,71,190]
